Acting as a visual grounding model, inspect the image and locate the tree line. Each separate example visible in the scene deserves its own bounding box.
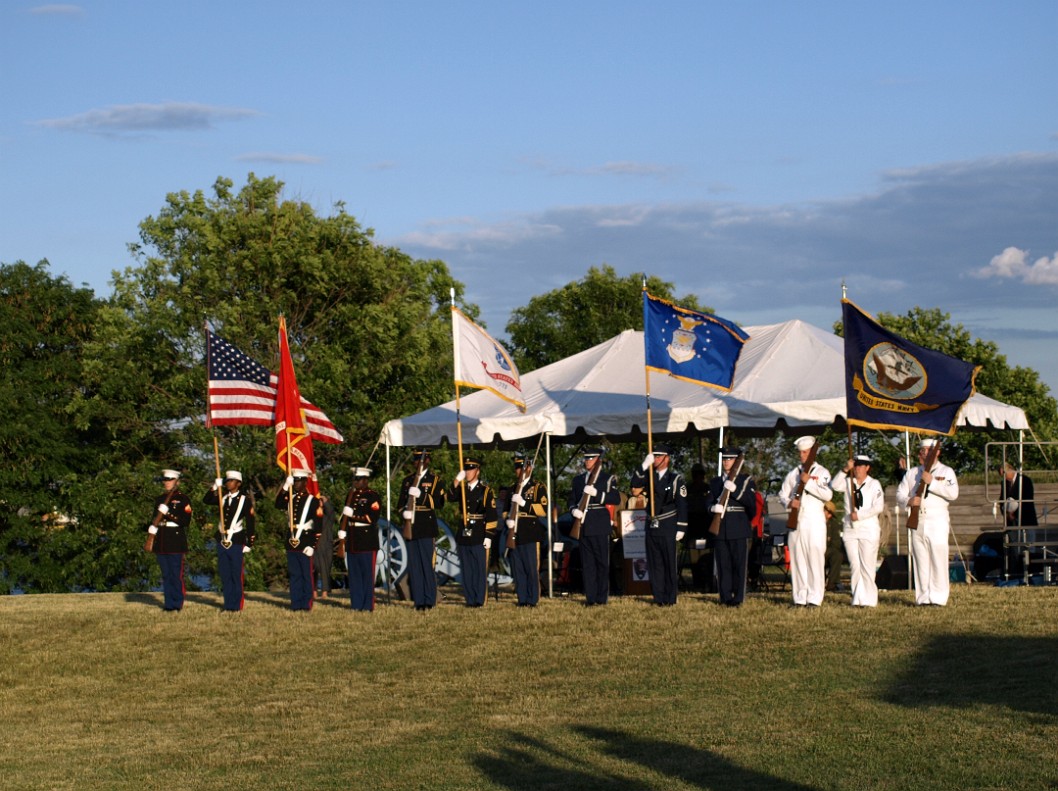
[2,174,1054,593]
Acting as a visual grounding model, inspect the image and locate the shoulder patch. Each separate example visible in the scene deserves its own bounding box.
[370,501,380,511]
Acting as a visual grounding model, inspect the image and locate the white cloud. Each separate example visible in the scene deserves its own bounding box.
[35,102,260,134]
[28,4,84,15]
[235,152,323,165]
[975,247,1058,286]
[522,156,678,181]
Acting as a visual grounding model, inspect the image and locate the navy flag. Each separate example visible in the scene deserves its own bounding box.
[643,290,749,391]
[842,299,980,436]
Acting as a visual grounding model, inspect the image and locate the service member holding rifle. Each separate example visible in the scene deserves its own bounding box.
[569,448,621,606]
[398,449,447,611]
[830,455,884,607]
[338,467,381,612]
[706,447,757,608]
[779,436,832,607]
[506,451,548,607]
[896,437,958,606]
[146,469,193,612]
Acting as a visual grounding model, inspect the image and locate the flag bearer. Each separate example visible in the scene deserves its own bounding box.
[275,469,323,610]
[203,470,256,611]
[449,455,498,607]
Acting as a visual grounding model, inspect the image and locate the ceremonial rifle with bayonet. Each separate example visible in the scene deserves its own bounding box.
[786,441,818,531]
[709,451,746,536]
[906,440,942,531]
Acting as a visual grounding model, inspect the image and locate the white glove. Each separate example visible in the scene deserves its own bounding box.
[214,478,223,489]
[571,508,585,521]
[1005,498,1018,514]
[711,504,724,513]
[506,519,516,530]
[337,530,347,540]
[483,537,492,550]
[511,493,526,507]
[148,525,159,535]
[676,531,685,541]
[342,506,354,518]
[156,503,169,515]
[242,545,251,554]
[455,470,466,483]
[583,484,597,497]
[402,510,414,521]
[723,480,736,492]
[641,453,654,470]
[408,486,422,498]
[303,546,314,557]
[283,475,294,491]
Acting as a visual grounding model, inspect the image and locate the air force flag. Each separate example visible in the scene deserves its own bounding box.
[643,291,749,391]
[842,299,980,435]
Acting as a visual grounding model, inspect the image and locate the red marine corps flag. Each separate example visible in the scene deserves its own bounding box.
[274,316,319,495]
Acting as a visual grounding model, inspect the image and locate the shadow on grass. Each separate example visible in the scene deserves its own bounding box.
[883,633,1058,718]
[474,727,815,791]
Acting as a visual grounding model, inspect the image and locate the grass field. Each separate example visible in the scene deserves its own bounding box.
[2,583,1056,791]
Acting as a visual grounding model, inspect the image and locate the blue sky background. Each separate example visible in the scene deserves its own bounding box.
[3,1,1057,393]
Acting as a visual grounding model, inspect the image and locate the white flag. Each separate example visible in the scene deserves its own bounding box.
[451,306,525,411]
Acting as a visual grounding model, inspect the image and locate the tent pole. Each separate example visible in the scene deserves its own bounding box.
[546,432,553,599]
[385,438,392,605]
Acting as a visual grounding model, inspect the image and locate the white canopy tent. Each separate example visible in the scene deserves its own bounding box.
[380,319,1029,448]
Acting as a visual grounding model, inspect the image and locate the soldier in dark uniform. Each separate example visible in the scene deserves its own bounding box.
[203,469,256,612]
[569,448,621,606]
[506,452,549,607]
[398,449,447,611]
[148,469,193,611]
[706,447,757,607]
[274,469,323,611]
[630,444,688,606]
[338,467,381,612]
[448,454,498,607]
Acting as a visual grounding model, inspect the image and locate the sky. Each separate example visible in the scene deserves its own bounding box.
[3,1,1057,395]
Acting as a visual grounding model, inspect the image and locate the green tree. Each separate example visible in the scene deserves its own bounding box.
[69,174,472,589]
[0,261,121,593]
[505,265,710,372]
[833,306,1057,476]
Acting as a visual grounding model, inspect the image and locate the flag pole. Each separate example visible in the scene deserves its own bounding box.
[204,325,228,543]
[279,316,295,535]
[642,282,656,519]
[450,290,475,601]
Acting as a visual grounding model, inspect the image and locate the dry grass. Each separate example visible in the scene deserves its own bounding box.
[2,584,1057,790]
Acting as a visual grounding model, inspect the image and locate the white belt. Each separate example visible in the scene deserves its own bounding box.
[163,521,179,528]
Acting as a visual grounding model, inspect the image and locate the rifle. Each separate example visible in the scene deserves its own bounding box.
[144,486,179,553]
[786,441,818,531]
[906,440,942,531]
[335,486,357,560]
[506,466,529,551]
[709,453,745,536]
[569,457,604,541]
[403,455,427,541]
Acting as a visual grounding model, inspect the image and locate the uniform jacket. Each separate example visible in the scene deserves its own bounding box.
[830,471,884,534]
[896,462,958,524]
[569,469,621,536]
[704,473,757,540]
[448,480,498,546]
[274,490,323,551]
[630,467,688,532]
[202,487,256,547]
[341,487,382,553]
[150,489,192,554]
[509,477,548,545]
[779,462,832,527]
[398,469,447,540]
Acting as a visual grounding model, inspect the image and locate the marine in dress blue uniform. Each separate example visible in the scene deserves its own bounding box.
[338,467,381,612]
[274,469,323,611]
[705,447,757,607]
[630,444,688,606]
[569,448,621,606]
[448,455,498,607]
[203,470,256,611]
[506,452,549,607]
[398,449,448,611]
[148,469,193,611]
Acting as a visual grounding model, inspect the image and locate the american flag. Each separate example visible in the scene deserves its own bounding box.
[206,330,343,444]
